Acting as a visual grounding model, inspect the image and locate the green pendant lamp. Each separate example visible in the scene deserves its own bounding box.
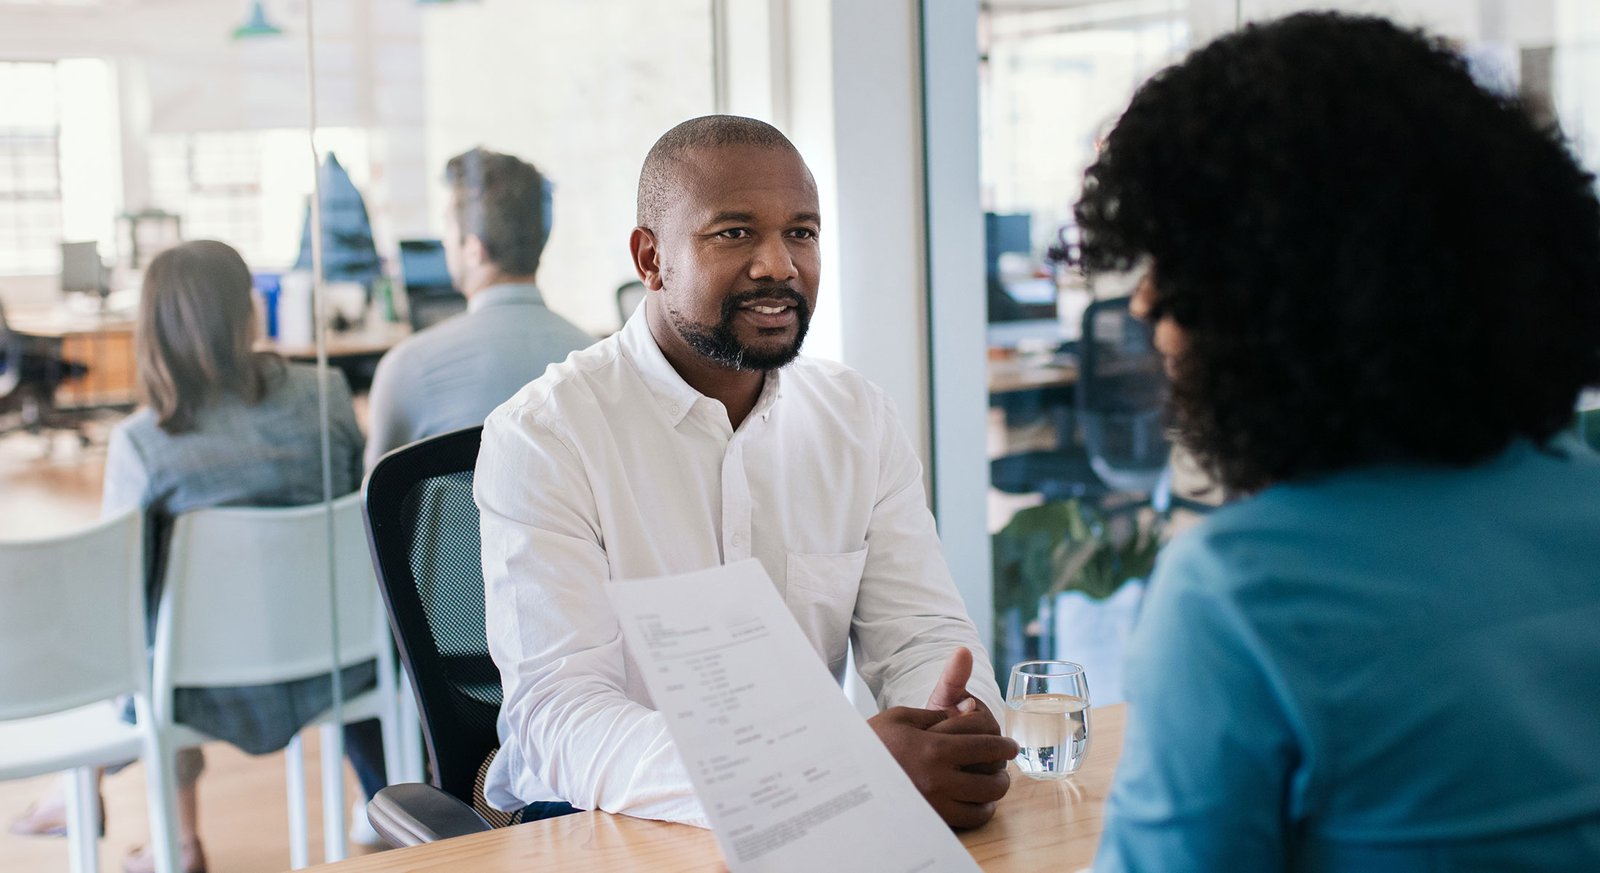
[232,0,284,39]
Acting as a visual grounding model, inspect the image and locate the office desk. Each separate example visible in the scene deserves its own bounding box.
[6,306,137,409]
[7,306,410,402]
[259,321,410,393]
[261,320,410,361]
[312,704,1125,872]
[988,353,1078,396]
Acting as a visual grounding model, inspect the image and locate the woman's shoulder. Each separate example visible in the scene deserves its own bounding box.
[269,361,351,403]
[1153,491,1350,598]
[108,406,162,452]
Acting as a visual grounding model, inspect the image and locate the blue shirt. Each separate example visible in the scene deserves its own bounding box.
[364,282,593,469]
[1096,436,1600,872]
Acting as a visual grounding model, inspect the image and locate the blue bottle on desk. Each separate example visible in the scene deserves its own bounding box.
[252,272,282,339]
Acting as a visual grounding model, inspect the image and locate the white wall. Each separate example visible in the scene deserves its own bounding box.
[1191,0,1557,44]
[716,0,994,646]
[418,0,716,335]
[924,0,995,651]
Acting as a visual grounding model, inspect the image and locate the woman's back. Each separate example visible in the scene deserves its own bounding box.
[104,362,363,519]
[1102,437,1600,870]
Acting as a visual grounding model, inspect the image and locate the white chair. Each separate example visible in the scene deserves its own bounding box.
[150,493,405,868]
[0,510,178,873]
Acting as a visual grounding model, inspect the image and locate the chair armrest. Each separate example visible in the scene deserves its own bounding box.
[366,783,493,848]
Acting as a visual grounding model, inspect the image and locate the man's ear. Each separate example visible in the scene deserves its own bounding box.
[629,227,664,291]
[462,233,489,270]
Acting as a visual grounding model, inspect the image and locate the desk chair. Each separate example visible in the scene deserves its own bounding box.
[152,494,406,869]
[616,280,646,326]
[0,511,177,873]
[397,239,465,332]
[990,295,1170,503]
[363,426,575,847]
[1578,407,1600,453]
[404,288,466,332]
[0,299,90,442]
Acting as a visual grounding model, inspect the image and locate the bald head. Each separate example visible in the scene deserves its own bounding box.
[636,115,802,229]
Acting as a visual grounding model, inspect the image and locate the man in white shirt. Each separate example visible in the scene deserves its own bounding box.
[476,116,1015,829]
[364,147,592,469]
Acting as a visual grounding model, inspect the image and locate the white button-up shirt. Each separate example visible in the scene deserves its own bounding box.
[476,310,1001,825]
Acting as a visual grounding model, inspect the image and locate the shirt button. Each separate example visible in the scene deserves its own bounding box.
[732,533,746,548]
[669,403,681,416]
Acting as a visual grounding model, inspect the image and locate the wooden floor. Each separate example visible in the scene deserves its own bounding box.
[0,430,386,872]
[0,735,381,872]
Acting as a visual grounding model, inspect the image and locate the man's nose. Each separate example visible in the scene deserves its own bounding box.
[749,234,798,282]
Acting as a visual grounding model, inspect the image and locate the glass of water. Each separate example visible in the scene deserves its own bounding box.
[1005,660,1091,779]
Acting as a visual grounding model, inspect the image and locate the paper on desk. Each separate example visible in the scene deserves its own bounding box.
[604,559,981,873]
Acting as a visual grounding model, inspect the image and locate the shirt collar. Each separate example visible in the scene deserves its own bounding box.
[618,305,783,428]
[468,282,545,314]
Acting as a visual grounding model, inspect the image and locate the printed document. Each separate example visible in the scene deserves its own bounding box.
[604,559,981,873]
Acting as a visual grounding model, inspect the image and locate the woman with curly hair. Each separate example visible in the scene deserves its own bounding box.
[1081,13,1600,872]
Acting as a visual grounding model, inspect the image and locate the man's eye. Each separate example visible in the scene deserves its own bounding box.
[789,228,818,240]
[716,228,751,240]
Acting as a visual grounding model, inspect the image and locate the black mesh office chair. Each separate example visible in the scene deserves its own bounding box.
[1576,407,1600,453]
[1077,296,1170,494]
[0,299,91,442]
[616,280,647,326]
[990,295,1170,503]
[361,425,570,847]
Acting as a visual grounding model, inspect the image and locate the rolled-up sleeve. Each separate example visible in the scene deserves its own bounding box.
[476,402,706,826]
[848,391,1003,717]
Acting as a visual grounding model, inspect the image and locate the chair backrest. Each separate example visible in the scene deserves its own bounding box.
[616,280,646,326]
[152,493,385,700]
[1579,407,1600,453]
[0,297,21,398]
[397,238,467,331]
[0,509,144,721]
[1077,295,1170,492]
[362,426,501,810]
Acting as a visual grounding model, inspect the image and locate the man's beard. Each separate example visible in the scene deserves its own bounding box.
[670,286,811,371]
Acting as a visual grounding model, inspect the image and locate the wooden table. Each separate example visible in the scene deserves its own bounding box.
[258,320,410,394]
[6,306,138,409]
[6,304,408,404]
[312,705,1125,872]
[262,320,410,361]
[988,354,1078,396]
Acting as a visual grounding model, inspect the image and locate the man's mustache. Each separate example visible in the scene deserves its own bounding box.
[722,286,809,317]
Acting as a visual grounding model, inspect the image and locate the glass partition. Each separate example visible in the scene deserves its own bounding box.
[980,0,1600,699]
[0,0,711,868]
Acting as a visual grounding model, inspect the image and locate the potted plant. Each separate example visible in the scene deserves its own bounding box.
[992,498,1161,701]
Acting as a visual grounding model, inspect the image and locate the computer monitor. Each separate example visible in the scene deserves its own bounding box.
[984,213,1056,322]
[398,239,452,290]
[984,213,1031,276]
[60,241,106,297]
[397,238,465,330]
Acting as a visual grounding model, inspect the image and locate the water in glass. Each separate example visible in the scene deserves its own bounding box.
[1005,660,1091,779]
[1006,693,1090,778]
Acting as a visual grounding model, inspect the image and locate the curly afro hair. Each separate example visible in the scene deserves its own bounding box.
[1075,12,1600,494]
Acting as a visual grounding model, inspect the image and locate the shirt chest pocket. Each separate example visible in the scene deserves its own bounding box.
[784,547,868,674]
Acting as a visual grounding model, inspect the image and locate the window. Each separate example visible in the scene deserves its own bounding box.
[0,61,64,275]
[148,128,373,270]
[149,132,265,265]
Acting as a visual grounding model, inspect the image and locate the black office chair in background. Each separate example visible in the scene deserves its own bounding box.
[361,426,568,847]
[397,239,467,332]
[615,280,646,326]
[0,299,91,443]
[990,295,1170,505]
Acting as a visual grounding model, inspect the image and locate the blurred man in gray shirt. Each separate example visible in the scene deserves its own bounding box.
[365,147,593,468]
